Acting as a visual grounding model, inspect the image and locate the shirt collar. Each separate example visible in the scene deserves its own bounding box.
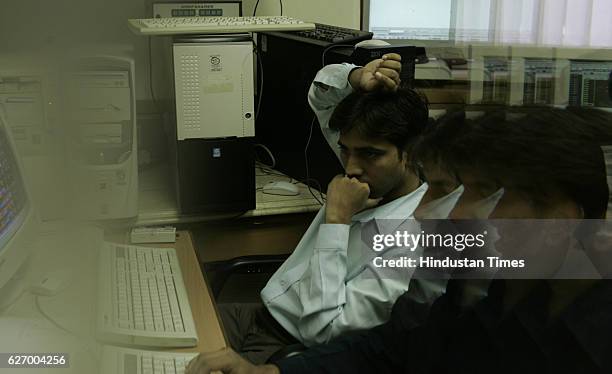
[352,183,429,232]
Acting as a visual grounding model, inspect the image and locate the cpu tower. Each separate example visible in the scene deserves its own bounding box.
[65,55,139,220]
[255,32,366,190]
[172,34,255,214]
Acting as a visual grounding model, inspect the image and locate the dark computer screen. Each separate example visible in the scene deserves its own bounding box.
[569,60,612,108]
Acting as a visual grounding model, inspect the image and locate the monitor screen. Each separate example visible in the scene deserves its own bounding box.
[0,112,28,255]
[568,61,612,108]
[364,0,454,40]
[523,59,555,105]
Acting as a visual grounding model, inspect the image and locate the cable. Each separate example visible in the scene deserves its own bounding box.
[148,36,161,112]
[35,296,73,335]
[35,296,101,364]
[253,0,261,16]
[304,116,325,205]
[253,44,265,122]
[254,143,276,168]
[321,44,354,67]
[253,0,283,17]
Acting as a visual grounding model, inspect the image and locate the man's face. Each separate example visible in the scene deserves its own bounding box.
[338,127,409,199]
[488,188,582,276]
[418,161,460,206]
[449,170,500,219]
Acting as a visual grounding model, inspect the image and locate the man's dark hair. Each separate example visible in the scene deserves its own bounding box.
[328,88,429,157]
[411,110,472,180]
[442,108,612,218]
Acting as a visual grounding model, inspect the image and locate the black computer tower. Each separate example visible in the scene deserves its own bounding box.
[255,32,367,191]
[175,137,255,214]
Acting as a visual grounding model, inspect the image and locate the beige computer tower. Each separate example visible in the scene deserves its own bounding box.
[173,34,255,140]
[65,55,139,220]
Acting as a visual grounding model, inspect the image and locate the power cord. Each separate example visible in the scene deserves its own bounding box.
[254,143,276,168]
[322,44,354,67]
[253,0,284,16]
[253,0,261,16]
[253,42,265,122]
[34,295,101,365]
[148,36,162,113]
[305,116,326,205]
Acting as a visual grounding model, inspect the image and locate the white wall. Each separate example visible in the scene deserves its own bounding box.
[243,0,360,29]
[0,0,359,102]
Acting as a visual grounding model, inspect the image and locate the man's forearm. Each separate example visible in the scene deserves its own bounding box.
[348,67,363,90]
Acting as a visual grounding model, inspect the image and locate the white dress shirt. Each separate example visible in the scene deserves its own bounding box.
[260,63,429,346]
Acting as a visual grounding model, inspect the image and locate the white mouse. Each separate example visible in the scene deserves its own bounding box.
[354,39,391,48]
[262,181,300,196]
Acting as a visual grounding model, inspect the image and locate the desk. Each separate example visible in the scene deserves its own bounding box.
[2,227,226,360]
[137,163,323,226]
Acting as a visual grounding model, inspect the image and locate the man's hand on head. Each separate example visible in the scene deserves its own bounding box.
[348,53,402,93]
[186,348,280,374]
[325,175,383,224]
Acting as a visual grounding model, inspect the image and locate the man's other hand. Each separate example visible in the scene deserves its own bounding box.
[186,348,280,374]
[325,175,383,224]
[348,53,402,93]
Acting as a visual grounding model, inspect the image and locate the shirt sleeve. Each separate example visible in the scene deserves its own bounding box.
[307,63,358,161]
[274,290,459,374]
[274,221,420,346]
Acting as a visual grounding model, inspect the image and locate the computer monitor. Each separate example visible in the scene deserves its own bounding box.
[552,48,612,107]
[506,46,562,106]
[0,106,39,309]
[466,46,511,104]
[568,60,612,109]
[362,0,455,40]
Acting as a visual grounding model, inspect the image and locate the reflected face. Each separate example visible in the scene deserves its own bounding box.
[488,188,582,275]
[449,171,500,219]
[490,188,583,219]
[338,127,410,199]
[488,189,537,219]
[418,161,460,206]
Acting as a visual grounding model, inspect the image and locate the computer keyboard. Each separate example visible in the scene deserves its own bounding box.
[128,16,316,36]
[264,23,373,47]
[101,346,197,374]
[97,242,198,347]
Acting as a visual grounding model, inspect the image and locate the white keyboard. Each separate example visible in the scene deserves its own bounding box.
[101,346,197,374]
[127,16,316,35]
[97,242,198,347]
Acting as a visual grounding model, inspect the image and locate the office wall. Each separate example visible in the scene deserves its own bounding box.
[243,0,360,29]
[145,0,360,102]
[146,0,360,104]
[0,0,359,102]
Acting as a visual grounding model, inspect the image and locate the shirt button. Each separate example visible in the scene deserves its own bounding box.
[280,280,287,287]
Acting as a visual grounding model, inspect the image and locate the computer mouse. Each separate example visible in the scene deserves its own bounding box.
[262,181,300,196]
[354,39,390,48]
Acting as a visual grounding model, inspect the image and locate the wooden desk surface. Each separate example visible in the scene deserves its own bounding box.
[163,230,227,353]
[136,163,323,226]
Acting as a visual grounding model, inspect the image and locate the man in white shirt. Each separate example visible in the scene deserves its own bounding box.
[219,54,430,364]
